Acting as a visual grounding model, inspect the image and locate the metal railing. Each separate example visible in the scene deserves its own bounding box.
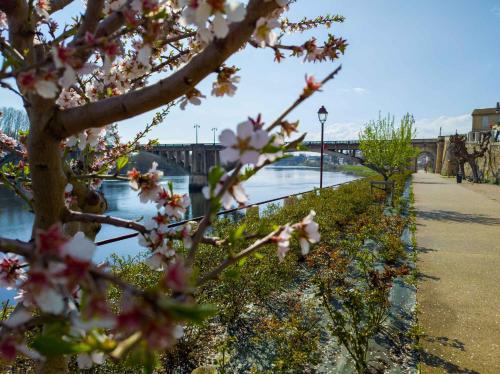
[95,179,358,247]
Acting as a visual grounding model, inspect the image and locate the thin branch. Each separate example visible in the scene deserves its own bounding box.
[53,0,280,138]
[72,0,105,44]
[196,227,283,286]
[49,0,75,15]
[63,210,147,234]
[266,65,342,132]
[0,172,33,210]
[0,237,33,257]
[186,164,243,265]
[72,174,129,181]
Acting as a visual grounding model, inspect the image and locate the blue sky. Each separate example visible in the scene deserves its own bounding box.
[2,0,500,142]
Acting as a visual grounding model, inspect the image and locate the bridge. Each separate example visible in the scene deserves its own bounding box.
[146,138,445,190]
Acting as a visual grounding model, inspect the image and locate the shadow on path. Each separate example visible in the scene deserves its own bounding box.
[417,210,500,226]
[417,246,436,253]
[419,335,479,374]
[413,180,450,185]
[417,272,440,281]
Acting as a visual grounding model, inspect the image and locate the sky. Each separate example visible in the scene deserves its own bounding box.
[2,0,500,143]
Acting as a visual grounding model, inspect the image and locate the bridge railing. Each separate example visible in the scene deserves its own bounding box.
[95,179,357,247]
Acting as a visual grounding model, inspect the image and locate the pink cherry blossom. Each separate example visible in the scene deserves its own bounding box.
[18,71,59,99]
[156,188,191,220]
[35,223,67,256]
[128,162,164,203]
[35,0,50,20]
[0,255,26,289]
[163,259,190,292]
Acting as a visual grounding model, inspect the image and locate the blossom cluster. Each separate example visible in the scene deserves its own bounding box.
[127,163,193,270]
[0,222,192,367]
[0,131,22,159]
[274,210,320,261]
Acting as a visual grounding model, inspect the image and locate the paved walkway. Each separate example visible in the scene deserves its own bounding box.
[413,171,500,374]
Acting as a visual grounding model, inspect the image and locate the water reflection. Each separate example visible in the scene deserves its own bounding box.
[0,167,358,260]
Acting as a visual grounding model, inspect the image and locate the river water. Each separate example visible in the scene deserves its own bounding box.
[0,167,357,299]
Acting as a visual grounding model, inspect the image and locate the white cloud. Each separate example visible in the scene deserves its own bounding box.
[414,114,470,138]
[306,114,472,142]
[339,87,369,95]
[307,121,362,141]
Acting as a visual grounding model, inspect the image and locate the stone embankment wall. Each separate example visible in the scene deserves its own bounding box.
[437,137,500,183]
[463,143,500,183]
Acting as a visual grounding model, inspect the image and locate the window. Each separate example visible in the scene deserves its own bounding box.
[482,116,489,129]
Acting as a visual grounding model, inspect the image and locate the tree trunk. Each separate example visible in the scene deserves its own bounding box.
[459,162,465,178]
[28,112,66,232]
[27,106,69,373]
[469,158,480,183]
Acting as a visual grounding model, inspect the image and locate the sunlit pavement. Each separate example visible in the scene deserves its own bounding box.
[413,171,500,373]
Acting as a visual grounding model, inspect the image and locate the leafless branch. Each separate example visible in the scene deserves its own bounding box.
[63,210,147,234]
[196,227,283,286]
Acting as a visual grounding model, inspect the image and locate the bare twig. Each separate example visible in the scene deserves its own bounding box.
[63,210,147,234]
[196,227,283,285]
[266,65,342,132]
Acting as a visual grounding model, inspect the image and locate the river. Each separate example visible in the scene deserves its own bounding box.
[0,167,357,299]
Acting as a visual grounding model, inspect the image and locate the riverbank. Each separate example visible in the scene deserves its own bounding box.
[83,174,416,373]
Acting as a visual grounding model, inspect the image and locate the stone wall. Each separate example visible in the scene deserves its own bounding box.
[463,143,500,183]
[439,137,458,176]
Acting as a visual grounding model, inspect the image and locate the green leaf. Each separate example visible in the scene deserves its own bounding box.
[116,156,129,172]
[238,258,247,267]
[230,224,246,243]
[32,336,91,357]
[208,165,225,188]
[253,252,264,260]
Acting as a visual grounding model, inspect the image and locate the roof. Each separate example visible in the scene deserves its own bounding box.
[472,107,498,116]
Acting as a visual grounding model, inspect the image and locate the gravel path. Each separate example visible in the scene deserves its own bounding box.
[413,171,500,373]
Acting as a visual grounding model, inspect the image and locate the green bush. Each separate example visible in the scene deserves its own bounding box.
[71,174,411,373]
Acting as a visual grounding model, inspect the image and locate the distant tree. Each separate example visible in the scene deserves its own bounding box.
[359,113,417,181]
[449,132,490,183]
[0,107,29,139]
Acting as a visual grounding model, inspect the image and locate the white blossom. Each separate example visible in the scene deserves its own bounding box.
[62,232,96,262]
[219,121,269,165]
[276,225,293,262]
[293,210,320,255]
[77,352,105,369]
[252,17,280,47]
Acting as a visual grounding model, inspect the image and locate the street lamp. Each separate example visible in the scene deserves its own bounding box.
[194,124,200,144]
[317,105,328,189]
[211,127,218,145]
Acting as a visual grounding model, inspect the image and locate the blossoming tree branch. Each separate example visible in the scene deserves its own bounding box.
[0,0,346,371]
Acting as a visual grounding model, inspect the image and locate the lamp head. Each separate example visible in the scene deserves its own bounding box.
[317,105,328,124]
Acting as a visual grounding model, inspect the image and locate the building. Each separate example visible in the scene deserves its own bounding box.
[469,104,500,142]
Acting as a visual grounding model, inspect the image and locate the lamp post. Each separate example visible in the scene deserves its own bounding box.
[211,127,218,145]
[317,105,328,189]
[194,124,200,144]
